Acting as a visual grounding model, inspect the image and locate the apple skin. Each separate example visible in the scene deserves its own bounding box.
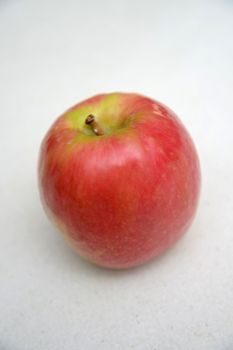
[38,93,200,269]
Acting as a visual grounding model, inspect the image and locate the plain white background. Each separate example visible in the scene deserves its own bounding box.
[0,0,233,349]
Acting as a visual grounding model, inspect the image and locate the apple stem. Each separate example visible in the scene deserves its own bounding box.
[85,114,104,136]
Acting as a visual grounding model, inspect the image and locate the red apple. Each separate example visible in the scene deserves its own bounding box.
[38,93,200,269]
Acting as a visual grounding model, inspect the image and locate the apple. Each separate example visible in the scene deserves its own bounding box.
[38,93,200,269]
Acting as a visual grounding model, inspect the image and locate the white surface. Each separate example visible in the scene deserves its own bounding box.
[0,0,233,349]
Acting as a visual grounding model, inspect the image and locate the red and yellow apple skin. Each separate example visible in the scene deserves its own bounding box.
[38,93,200,269]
